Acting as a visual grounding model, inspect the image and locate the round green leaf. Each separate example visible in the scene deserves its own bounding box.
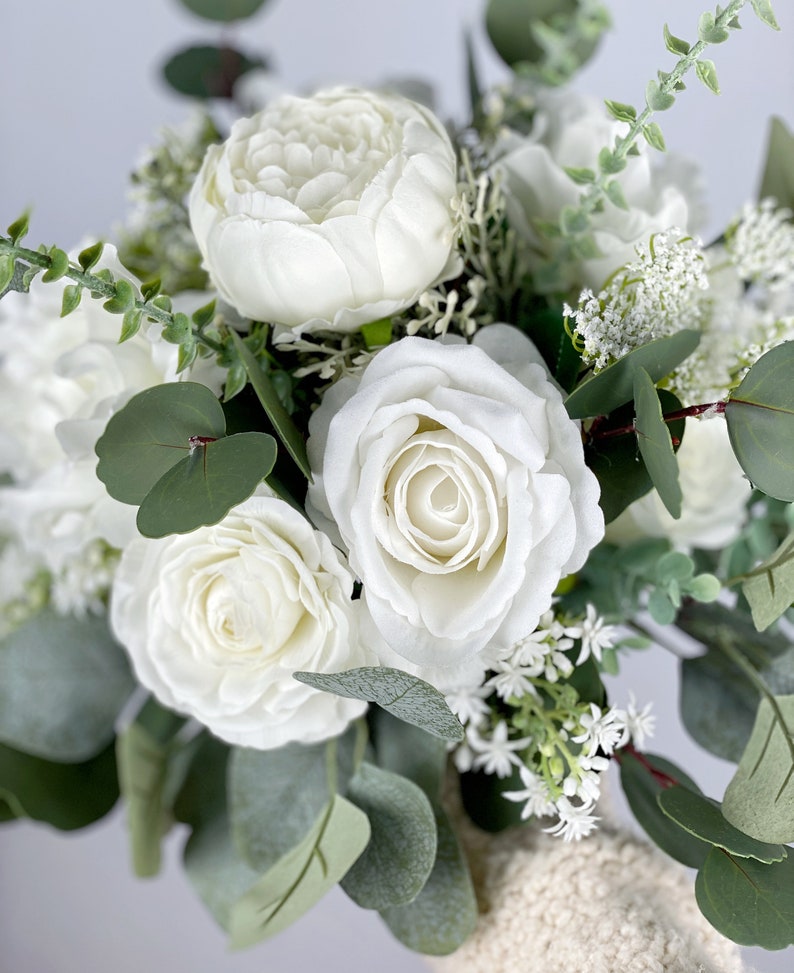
[726,342,794,501]
[162,45,265,99]
[176,0,271,22]
[96,382,227,505]
[0,610,136,762]
[136,430,277,538]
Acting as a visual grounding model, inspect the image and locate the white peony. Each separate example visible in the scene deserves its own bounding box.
[307,324,604,680]
[493,89,690,290]
[189,87,460,333]
[110,492,375,750]
[605,417,752,551]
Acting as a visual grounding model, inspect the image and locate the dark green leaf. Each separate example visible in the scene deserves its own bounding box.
[460,764,530,833]
[141,277,162,302]
[191,299,216,329]
[619,751,709,867]
[176,0,271,21]
[723,695,794,843]
[658,786,786,862]
[633,368,682,518]
[42,247,69,283]
[60,284,82,317]
[742,530,794,630]
[102,277,136,314]
[565,330,700,419]
[229,796,370,948]
[696,848,794,948]
[0,610,135,762]
[78,241,104,271]
[341,762,436,909]
[6,212,30,244]
[119,307,143,342]
[162,45,265,100]
[294,667,464,743]
[759,117,794,207]
[726,342,794,501]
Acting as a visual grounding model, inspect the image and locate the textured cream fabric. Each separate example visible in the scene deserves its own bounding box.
[426,803,748,973]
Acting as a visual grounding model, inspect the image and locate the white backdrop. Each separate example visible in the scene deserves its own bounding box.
[0,1,792,971]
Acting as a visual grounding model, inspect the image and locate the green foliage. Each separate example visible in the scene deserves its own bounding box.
[663,24,691,56]
[162,45,265,100]
[604,179,628,210]
[360,318,392,349]
[696,849,794,949]
[642,122,667,152]
[229,796,370,949]
[78,241,104,271]
[759,116,794,208]
[619,751,709,867]
[726,342,794,502]
[597,148,626,174]
[6,212,30,244]
[176,0,272,21]
[604,99,636,123]
[646,551,720,624]
[695,59,720,94]
[723,695,794,843]
[294,667,464,743]
[698,11,730,43]
[341,762,436,910]
[645,80,676,112]
[563,166,596,185]
[41,247,69,283]
[102,277,136,313]
[371,710,448,805]
[741,531,794,631]
[60,284,82,317]
[749,0,780,31]
[633,368,682,518]
[460,764,529,832]
[0,609,135,762]
[0,254,15,294]
[0,740,119,830]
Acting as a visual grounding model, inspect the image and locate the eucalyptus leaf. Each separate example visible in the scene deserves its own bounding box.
[136,430,277,538]
[96,382,227,505]
[726,342,794,501]
[633,368,682,518]
[229,795,370,948]
[294,667,463,742]
[742,530,794,631]
[0,741,118,831]
[696,848,794,949]
[176,0,271,22]
[759,117,794,207]
[723,695,794,844]
[380,807,478,955]
[371,709,448,806]
[565,330,700,419]
[0,609,135,762]
[341,762,436,910]
[658,786,786,862]
[162,45,265,100]
[619,751,709,868]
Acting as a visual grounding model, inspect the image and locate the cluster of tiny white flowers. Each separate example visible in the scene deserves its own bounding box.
[563,602,620,665]
[725,199,794,289]
[564,230,709,371]
[49,541,120,618]
[485,608,576,700]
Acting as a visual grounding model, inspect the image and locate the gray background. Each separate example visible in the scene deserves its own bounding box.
[0,1,792,971]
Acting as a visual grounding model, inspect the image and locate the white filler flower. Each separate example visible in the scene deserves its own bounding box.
[111,493,374,750]
[189,86,459,332]
[307,324,604,675]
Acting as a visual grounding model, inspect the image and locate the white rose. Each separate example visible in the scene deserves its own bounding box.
[110,492,375,750]
[605,417,751,551]
[493,89,690,290]
[189,87,460,333]
[307,325,604,678]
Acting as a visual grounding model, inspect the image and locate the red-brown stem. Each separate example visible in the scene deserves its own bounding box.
[587,401,726,443]
[615,744,680,789]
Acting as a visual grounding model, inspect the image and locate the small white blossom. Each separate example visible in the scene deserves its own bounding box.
[544,796,600,842]
[565,603,618,665]
[470,721,532,778]
[573,703,629,757]
[726,199,794,289]
[625,694,656,750]
[503,764,556,820]
[445,683,492,727]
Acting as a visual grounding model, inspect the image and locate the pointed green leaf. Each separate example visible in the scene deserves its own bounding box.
[341,762,436,909]
[294,667,464,743]
[723,695,794,843]
[604,179,629,210]
[6,212,30,244]
[229,795,370,948]
[102,277,136,313]
[230,331,311,479]
[658,785,786,862]
[695,59,720,94]
[696,848,794,948]
[749,0,781,31]
[78,241,104,271]
[698,11,730,43]
[563,166,597,186]
[176,0,271,22]
[0,609,135,762]
[42,247,69,283]
[642,122,667,152]
[162,45,266,100]
[759,117,794,209]
[565,330,700,419]
[663,24,691,55]
[140,277,162,302]
[742,530,794,630]
[597,147,626,174]
[726,342,794,501]
[191,299,216,329]
[0,254,15,294]
[633,367,682,518]
[60,283,82,317]
[646,80,675,111]
[604,99,637,124]
[119,307,143,342]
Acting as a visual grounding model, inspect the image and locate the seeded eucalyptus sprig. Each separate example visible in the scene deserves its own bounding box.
[0,215,222,373]
[543,0,780,290]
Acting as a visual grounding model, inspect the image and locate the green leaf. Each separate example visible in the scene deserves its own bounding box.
[294,667,464,743]
[116,696,187,877]
[464,29,483,119]
[460,764,530,833]
[162,311,191,344]
[560,206,590,234]
[136,430,277,538]
[633,368,682,518]
[663,24,691,55]
[0,609,135,762]
[698,11,729,43]
[726,342,794,501]
[723,695,794,843]
[646,80,675,112]
[6,212,30,244]
[742,530,794,630]
[102,277,136,314]
[42,247,69,283]
[360,317,392,349]
[191,299,216,329]
[695,59,720,95]
[658,786,786,862]
[759,117,794,207]
[0,255,14,294]
[749,0,781,31]
[96,382,227,505]
[604,179,628,210]
[0,740,118,830]
[647,588,677,624]
[642,122,667,152]
[380,807,477,955]
[597,148,626,175]
[229,795,370,948]
[696,848,794,948]
[371,709,448,806]
[604,99,636,124]
[176,0,271,22]
[60,284,82,317]
[78,241,104,271]
[563,166,596,185]
[141,277,162,302]
[565,330,700,419]
[162,45,265,100]
[341,762,436,909]
[119,307,143,342]
[230,331,311,479]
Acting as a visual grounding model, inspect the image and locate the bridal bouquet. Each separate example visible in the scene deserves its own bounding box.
[1,0,793,961]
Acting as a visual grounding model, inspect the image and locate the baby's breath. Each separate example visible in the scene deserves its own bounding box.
[725,199,794,289]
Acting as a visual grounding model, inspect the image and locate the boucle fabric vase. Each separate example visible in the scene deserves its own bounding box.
[426,798,748,973]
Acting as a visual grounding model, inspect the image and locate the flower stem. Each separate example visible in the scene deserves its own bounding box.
[587,401,726,443]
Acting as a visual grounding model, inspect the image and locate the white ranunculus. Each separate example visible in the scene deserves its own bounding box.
[605,417,752,552]
[307,325,604,679]
[493,89,690,290]
[189,87,460,333]
[110,493,374,750]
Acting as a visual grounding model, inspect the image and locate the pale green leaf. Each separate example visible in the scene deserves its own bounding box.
[642,122,667,152]
[371,709,448,806]
[663,23,691,55]
[646,80,675,111]
[742,531,794,630]
[750,0,781,31]
[695,59,720,94]
[604,99,637,124]
[759,117,794,211]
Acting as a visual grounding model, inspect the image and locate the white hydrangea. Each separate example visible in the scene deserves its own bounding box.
[725,198,794,289]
